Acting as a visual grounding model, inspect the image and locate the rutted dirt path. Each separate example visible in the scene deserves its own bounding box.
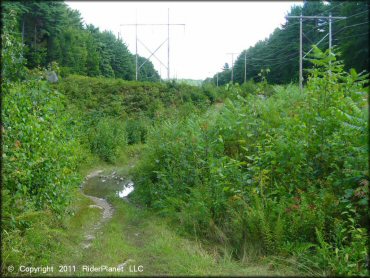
[69,164,299,276]
[80,170,114,249]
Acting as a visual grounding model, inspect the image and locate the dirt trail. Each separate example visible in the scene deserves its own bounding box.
[80,170,114,249]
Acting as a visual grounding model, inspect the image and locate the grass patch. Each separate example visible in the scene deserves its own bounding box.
[59,195,301,276]
[3,145,302,276]
[2,189,101,276]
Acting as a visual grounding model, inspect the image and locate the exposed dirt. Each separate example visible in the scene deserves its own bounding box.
[80,170,114,249]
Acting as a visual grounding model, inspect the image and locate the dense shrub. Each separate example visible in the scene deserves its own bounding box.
[88,117,126,162]
[125,117,149,145]
[131,48,368,275]
[55,75,217,159]
[55,75,214,119]
[2,80,86,225]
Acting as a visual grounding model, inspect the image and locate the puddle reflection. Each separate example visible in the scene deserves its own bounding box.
[117,181,134,198]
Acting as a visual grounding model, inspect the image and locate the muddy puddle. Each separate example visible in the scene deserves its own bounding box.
[82,171,134,199]
[80,171,134,249]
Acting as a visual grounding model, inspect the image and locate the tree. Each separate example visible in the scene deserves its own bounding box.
[211,1,369,85]
[137,56,160,82]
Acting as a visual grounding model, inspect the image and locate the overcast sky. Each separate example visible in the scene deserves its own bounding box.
[66,1,303,80]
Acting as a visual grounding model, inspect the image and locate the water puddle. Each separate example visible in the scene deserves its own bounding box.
[82,171,134,199]
[117,181,134,198]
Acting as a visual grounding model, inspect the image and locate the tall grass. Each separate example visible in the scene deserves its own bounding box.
[131,48,369,275]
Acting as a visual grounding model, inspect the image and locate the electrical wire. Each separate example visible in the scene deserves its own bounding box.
[342,10,369,20]
[333,20,370,36]
[248,54,299,68]
[303,32,315,44]
[239,20,331,65]
[333,31,369,41]
[260,21,332,61]
[254,22,320,60]
[216,5,368,79]
[247,51,297,62]
[316,1,346,16]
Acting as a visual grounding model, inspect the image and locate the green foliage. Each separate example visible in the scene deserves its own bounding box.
[125,118,148,145]
[2,1,159,81]
[1,7,26,86]
[88,117,126,163]
[53,75,214,164]
[55,75,214,120]
[132,48,368,275]
[2,80,86,226]
[213,1,369,85]
[314,211,368,276]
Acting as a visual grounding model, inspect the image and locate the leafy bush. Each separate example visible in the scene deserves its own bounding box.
[88,117,126,162]
[131,47,368,275]
[1,7,26,86]
[55,75,214,119]
[125,117,148,145]
[2,80,86,224]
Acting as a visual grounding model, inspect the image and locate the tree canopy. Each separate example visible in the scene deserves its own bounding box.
[2,1,160,81]
[210,1,369,85]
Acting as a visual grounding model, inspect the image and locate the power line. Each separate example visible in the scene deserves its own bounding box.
[247,52,297,62]
[249,54,299,67]
[260,15,330,60]
[286,13,346,90]
[332,20,370,38]
[235,22,323,71]
[317,1,346,16]
[343,10,369,20]
[217,5,366,84]
[336,20,369,32]
[138,39,168,71]
[261,18,333,61]
[333,31,369,41]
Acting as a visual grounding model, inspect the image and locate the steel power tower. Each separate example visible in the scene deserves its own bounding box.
[120,9,185,81]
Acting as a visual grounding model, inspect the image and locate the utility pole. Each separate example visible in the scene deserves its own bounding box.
[226,52,238,83]
[299,13,303,91]
[329,13,332,52]
[329,13,332,75]
[244,51,247,83]
[135,11,138,81]
[167,8,170,80]
[121,10,185,81]
[285,14,346,91]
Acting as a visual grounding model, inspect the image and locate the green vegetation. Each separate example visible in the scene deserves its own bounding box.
[54,75,219,162]
[207,1,369,85]
[2,1,159,81]
[2,3,87,229]
[55,75,216,120]
[2,0,369,277]
[131,47,369,275]
[2,146,299,276]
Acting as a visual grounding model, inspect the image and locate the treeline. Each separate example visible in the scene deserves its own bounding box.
[208,1,369,85]
[2,1,160,81]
